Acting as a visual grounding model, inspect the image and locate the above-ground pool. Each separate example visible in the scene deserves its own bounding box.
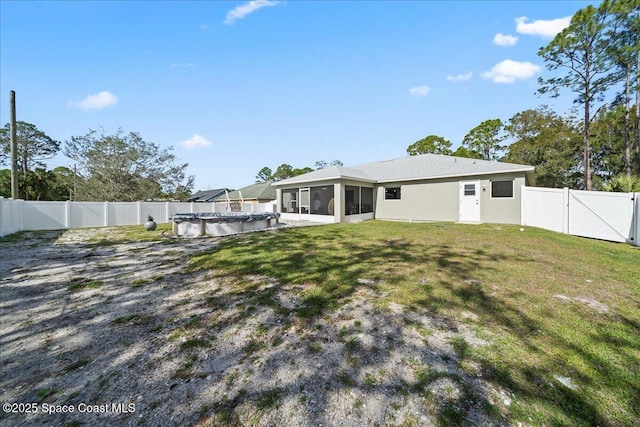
[170,212,280,237]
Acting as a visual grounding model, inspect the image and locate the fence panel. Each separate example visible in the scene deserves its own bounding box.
[213,202,229,213]
[70,201,105,228]
[23,201,67,230]
[568,190,634,243]
[141,202,169,224]
[193,203,215,214]
[0,198,23,237]
[521,187,566,233]
[168,203,192,217]
[108,202,139,226]
[2,200,273,236]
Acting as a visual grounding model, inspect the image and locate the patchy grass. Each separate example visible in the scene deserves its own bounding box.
[84,223,174,247]
[64,358,89,372]
[186,220,640,426]
[35,388,57,403]
[256,387,282,410]
[67,278,102,291]
[0,230,28,243]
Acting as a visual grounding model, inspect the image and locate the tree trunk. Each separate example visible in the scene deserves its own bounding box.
[584,94,591,190]
[635,50,640,175]
[625,68,631,175]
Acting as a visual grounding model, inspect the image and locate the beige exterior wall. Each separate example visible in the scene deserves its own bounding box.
[276,172,526,225]
[375,178,459,222]
[375,172,526,225]
[478,173,526,224]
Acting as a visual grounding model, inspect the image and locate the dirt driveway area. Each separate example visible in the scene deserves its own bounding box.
[1,228,504,427]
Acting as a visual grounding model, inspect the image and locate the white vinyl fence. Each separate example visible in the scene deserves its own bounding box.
[0,198,276,237]
[521,186,639,246]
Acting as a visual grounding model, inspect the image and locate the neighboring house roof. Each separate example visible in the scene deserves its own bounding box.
[186,188,231,202]
[273,154,535,186]
[213,181,277,201]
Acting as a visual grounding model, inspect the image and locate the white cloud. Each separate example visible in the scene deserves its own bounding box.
[180,134,212,149]
[224,0,280,25]
[69,91,118,110]
[446,72,473,83]
[171,62,195,68]
[481,59,541,84]
[200,24,209,30]
[515,16,571,38]
[409,86,430,97]
[493,33,518,47]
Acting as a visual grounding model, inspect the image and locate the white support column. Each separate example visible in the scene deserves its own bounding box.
[562,187,570,234]
[190,201,195,213]
[334,183,342,223]
[166,201,170,223]
[137,201,142,225]
[104,201,109,227]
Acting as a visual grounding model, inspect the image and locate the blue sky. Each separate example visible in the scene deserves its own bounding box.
[0,0,596,191]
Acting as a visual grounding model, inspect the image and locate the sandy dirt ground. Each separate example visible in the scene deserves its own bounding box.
[1,227,509,427]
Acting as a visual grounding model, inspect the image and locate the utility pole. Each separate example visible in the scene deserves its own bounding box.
[10,91,19,199]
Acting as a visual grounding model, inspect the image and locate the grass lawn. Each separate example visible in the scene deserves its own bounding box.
[182,220,640,426]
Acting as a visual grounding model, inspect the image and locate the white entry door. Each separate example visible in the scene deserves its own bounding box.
[459,180,480,222]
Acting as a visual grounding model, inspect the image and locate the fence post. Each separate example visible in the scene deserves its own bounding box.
[104,202,109,226]
[65,200,71,229]
[562,187,569,234]
[166,201,170,223]
[19,199,23,232]
[190,201,194,213]
[634,193,639,247]
[0,197,4,237]
[137,201,142,225]
[520,185,526,226]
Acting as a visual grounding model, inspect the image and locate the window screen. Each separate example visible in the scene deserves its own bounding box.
[464,184,476,196]
[281,189,298,213]
[310,186,334,215]
[361,187,373,213]
[491,180,513,198]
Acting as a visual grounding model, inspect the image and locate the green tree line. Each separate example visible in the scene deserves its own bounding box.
[0,124,194,201]
[409,0,640,191]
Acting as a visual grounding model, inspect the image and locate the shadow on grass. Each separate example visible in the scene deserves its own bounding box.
[1,223,637,426]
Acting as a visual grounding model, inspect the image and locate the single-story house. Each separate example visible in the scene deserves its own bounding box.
[186,188,231,202]
[212,181,277,212]
[272,153,535,224]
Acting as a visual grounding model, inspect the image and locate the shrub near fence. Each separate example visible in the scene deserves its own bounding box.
[521,186,639,246]
[0,198,275,237]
